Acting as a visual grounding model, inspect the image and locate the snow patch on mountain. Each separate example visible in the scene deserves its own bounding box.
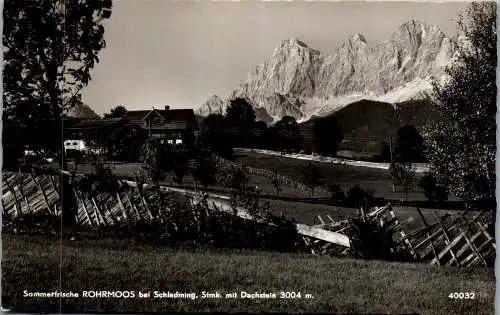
[197,20,457,123]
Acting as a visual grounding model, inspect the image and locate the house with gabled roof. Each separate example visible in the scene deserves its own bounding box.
[125,106,199,147]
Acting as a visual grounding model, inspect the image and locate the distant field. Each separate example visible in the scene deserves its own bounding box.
[66,162,322,199]
[67,155,419,201]
[2,234,494,314]
[233,152,459,201]
[65,159,463,230]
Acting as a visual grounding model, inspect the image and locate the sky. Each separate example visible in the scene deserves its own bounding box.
[81,0,469,115]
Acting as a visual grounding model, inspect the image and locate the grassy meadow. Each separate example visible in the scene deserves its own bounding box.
[233,152,460,201]
[66,160,327,198]
[2,234,494,314]
[63,155,468,233]
[66,152,430,201]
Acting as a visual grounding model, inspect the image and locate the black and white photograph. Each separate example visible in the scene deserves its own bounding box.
[1,0,496,314]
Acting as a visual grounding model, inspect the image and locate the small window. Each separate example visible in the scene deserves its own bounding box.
[175,139,182,145]
[167,139,173,144]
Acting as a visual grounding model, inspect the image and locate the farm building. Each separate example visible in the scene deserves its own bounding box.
[125,106,199,147]
[64,106,199,155]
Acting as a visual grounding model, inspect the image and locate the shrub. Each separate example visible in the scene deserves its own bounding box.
[192,155,218,189]
[345,215,414,262]
[172,153,189,185]
[220,165,250,193]
[418,173,449,201]
[224,185,304,252]
[345,185,375,209]
[328,184,345,202]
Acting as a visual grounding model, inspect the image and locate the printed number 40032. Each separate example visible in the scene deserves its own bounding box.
[449,292,475,299]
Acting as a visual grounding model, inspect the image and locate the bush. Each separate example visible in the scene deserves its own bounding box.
[172,153,189,185]
[219,165,250,192]
[345,185,375,209]
[345,215,414,262]
[189,192,304,252]
[192,155,218,189]
[328,184,345,202]
[418,174,449,201]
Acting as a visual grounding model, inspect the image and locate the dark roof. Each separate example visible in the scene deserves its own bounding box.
[161,109,198,125]
[125,108,199,128]
[70,118,124,129]
[125,110,151,125]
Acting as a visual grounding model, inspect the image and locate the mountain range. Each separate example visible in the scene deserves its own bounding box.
[196,20,457,123]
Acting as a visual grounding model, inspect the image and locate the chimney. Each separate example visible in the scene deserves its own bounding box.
[164,105,170,111]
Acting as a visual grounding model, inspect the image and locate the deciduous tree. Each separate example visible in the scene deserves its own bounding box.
[312,116,344,156]
[3,0,113,155]
[270,168,284,196]
[426,2,496,208]
[3,0,112,230]
[225,98,257,148]
[390,162,416,202]
[103,105,127,119]
[274,116,302,153]
[225,97,256,128]
[395,125,424,162]
[297,163,324,198]
[200,114,233,158]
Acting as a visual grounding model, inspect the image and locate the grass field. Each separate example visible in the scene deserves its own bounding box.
[59,151,458,202]
[66,159,465,232]
[65,153,447,202]
[234,152,460,201]
[67,161,321,198]
[2,234,494,314]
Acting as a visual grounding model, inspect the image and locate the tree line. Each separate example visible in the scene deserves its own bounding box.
[199,97,427,163]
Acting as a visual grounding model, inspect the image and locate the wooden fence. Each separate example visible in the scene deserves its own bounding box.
[2,169,494,267]
[2,170,61,218]
[2,170,155,226]
[312,204,495,267]
[1,169,349,248]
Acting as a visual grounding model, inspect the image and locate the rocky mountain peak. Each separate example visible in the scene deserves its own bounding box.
[350,33,367,44]
[272,37,320,57]
[280,37,310,49]
[198,20,456,123]
[398,19,439,34]
[391,19,445,47]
